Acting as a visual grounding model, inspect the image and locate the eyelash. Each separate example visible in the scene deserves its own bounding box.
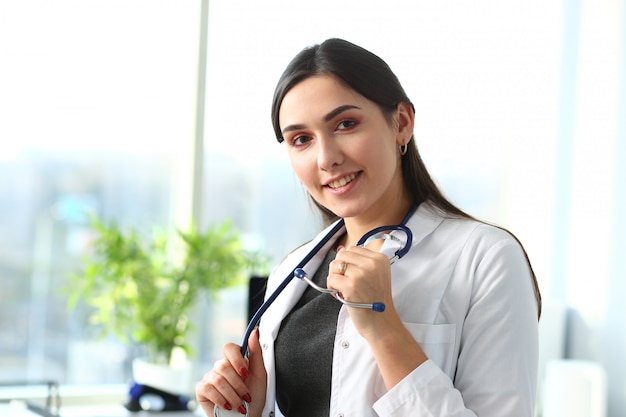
[337,119,357,130]
[288,118,358,147]
[291,135,312,146]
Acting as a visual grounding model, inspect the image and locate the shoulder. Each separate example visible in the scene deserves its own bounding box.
[457,220,520,251]
[419,202,522,252]
[439,218,533,297]
[431,214,537,308]
[461,221,524,259]
[415,203,528,271]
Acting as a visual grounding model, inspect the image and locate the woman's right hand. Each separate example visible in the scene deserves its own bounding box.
[196,328,267,416]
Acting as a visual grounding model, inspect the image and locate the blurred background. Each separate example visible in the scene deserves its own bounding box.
[0,0,624,415]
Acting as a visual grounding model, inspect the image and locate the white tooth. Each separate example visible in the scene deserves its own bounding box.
[329,174,356,189]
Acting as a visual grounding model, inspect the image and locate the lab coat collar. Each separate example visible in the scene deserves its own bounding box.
[261,201,445,335]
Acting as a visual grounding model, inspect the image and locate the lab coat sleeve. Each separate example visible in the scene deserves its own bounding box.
[373,231,539,416]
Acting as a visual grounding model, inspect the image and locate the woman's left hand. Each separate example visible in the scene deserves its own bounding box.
[328,245,396,338]
[328,245,429,390]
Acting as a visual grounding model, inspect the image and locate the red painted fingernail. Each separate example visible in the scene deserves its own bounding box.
[238,404,247,414]
[224,402,232,411]
[243,392,252,403]
[239,367,249,379]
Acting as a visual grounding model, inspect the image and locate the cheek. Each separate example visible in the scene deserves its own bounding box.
[288,153,315,186]
[364,138,401,181]
[360,137,395,167]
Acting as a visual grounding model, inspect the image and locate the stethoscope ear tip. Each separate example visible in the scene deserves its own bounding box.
[372,302,386,312]
[294,268,306,279]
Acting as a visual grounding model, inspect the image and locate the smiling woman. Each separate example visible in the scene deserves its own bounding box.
[197,37,541,417]
[278,74,412,228]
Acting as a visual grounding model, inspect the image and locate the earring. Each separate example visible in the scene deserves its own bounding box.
[399,143,408,156]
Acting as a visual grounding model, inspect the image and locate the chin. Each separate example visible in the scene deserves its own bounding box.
[325,204,363,220]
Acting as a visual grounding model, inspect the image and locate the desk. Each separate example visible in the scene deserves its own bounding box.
[60,405,200,417]
[1,403,200,417]
[1,403,55,417]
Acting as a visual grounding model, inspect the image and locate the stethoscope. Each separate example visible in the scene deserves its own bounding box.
[214,205,415,417]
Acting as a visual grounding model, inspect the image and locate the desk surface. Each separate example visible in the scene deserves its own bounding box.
[60,405,199,417]
[1,403,199,417]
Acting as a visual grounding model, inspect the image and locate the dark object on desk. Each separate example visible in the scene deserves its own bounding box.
[248,276,268,322]
[124,383,193,413]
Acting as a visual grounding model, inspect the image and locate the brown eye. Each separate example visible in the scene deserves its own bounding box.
[292,135,312,146]
[337,120,357,130]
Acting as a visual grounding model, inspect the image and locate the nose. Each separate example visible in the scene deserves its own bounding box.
[317,135,343,171]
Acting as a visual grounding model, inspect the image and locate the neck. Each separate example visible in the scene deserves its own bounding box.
[341,197,414,248]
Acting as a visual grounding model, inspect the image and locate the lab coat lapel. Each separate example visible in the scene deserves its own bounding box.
[261,219,345,340]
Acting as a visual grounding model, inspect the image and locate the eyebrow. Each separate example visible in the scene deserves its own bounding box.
[281,104,361,136]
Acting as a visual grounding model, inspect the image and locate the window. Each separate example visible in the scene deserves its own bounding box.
[0,1,201,386]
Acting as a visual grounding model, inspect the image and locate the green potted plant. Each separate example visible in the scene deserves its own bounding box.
[68,217,265,398]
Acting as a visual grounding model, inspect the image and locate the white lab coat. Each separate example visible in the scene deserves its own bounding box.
[258,202,539,417]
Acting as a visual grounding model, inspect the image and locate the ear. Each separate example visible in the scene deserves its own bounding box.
[395,102,415,147]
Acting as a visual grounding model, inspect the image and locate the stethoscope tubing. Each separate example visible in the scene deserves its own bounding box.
[239,204,415,356]
[215,206,416,417]
[293,267,386,312]
[239,219,346,357]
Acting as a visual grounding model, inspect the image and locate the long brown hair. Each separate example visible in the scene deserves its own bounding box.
[271,38,541,318]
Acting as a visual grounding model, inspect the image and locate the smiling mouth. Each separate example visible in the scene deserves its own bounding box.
[327,173,358,189]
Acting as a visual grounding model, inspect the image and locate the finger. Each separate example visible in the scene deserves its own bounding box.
[247,327,266,379]
[195,367,236,415]
[242,328,267,416]
[329,248,391,297]
[331,259,348,275]
[223,342,250,380]
[340,244,388,261]
[196,344,253,413]
[196,376,217,417]
[331,247,360,278]
[218,345,254,408]
[335,248,390,277]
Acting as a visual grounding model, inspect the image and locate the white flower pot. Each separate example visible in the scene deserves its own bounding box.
[132,357,193,396]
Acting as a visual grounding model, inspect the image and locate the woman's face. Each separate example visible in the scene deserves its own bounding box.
[278,74,412,224]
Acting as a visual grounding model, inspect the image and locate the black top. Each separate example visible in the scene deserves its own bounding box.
[274,249,342,416]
